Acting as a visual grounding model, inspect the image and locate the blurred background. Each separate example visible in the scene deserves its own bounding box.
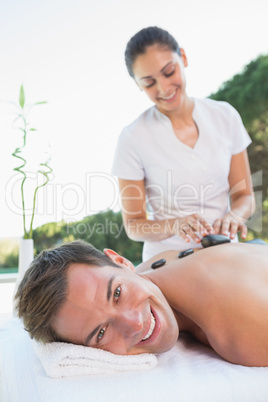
[1,0,268,269]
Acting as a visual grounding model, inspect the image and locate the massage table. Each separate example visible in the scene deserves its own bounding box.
[1,318,268,401]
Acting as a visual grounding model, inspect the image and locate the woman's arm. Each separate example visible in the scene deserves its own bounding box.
[213,150,256,239]
[118,178,213,243]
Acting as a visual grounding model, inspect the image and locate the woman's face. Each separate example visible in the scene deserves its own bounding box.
[132,44,188,115]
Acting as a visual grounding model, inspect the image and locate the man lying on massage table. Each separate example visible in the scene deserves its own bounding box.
[15,239,268,367]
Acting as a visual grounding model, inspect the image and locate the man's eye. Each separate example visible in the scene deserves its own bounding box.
[97,327,106,342]
[114,286,121,299]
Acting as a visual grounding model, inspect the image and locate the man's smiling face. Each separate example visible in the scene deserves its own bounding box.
[52,261,179,355]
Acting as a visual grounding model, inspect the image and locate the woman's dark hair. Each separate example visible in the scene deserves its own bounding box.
[125,26,181,78]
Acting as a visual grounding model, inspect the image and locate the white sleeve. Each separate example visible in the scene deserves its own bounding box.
[230,105,252,155]
[111,128,145,180]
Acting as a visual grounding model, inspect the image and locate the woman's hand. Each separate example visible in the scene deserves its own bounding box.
[174,214,214,243]
[118,178,216,243]
[213,211,248,240]
[215,150,256,240]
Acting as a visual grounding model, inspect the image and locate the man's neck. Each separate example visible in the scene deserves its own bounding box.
[173,309,210,346]
[141,249,211,346]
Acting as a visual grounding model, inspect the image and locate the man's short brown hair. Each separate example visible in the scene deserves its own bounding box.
[15,240,119,343]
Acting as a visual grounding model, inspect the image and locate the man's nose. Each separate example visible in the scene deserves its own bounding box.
[116,309,143,337]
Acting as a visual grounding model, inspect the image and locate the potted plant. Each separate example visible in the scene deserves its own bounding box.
[11,85,53,277]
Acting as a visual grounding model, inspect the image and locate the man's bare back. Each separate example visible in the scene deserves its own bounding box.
[15,239,268,367]
[140,243,268,366]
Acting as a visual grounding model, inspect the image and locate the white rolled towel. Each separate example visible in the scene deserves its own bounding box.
[33,340,157,378]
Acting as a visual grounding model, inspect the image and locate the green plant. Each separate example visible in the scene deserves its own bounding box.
[12,85,53,239]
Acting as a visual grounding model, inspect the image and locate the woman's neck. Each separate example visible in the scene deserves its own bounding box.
[158,95,194,126]
[160,97,198,148]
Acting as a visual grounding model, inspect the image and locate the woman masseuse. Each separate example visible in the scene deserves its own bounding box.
[112,26,255,261]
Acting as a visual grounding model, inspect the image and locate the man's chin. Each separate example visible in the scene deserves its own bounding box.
[147,332,179,355]
[157,338,178,354]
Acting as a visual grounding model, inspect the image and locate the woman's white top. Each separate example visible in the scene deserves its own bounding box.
[112,98,252,260]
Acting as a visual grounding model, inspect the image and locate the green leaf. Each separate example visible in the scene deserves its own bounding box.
[34,101,47,105]
[19,85,25,108]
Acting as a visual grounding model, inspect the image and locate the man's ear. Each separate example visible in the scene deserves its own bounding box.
[103,249,135,272]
